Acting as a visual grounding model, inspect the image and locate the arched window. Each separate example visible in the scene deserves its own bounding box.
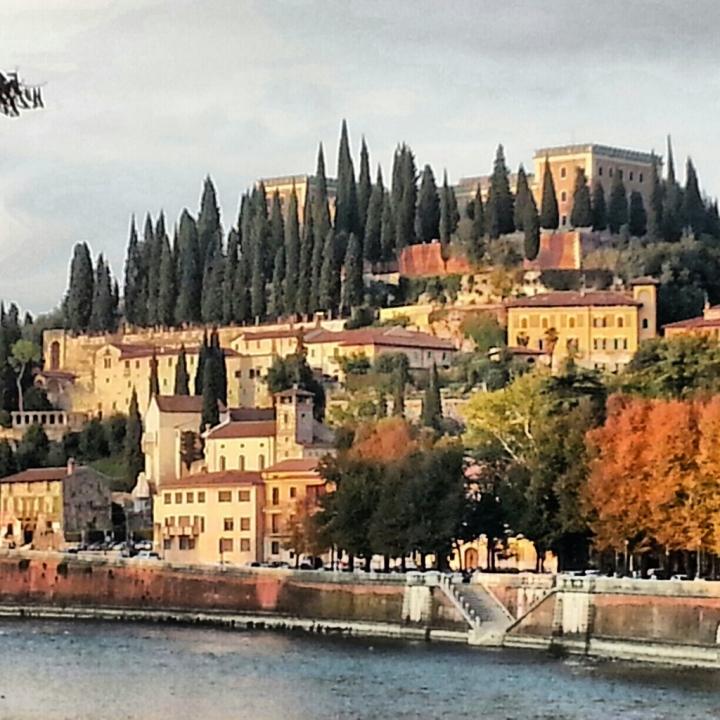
[642,318,649,329]
[560,191,567,202]
[50,341,60,370]
[617,316,624,328]
[219,455,226,471]
[541,317,548,329]
[258,454,265,471]
[560,167,566,179]
[238,455,245,471]
[521,318,528,329]
[569,317,576,329]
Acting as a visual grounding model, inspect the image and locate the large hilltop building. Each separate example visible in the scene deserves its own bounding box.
[260,174,338,223]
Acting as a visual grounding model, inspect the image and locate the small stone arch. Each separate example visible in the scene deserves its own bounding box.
[464,547,479,570]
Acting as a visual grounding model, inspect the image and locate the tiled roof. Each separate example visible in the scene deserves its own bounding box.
[160,471,263,490]
[37,369,77,381]
[227,407,276,422]
[154,396,227,414]
[235,329,303,341]
[263,458,322,475]
[663,317,720,330]
[305,326,456,351]
[505,291,639,309]
[0,467,68,484]
[205,420,276,440]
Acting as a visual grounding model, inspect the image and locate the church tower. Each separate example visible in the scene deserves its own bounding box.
[275,387,315,459]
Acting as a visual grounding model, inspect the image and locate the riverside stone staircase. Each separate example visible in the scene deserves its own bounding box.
[439,575,514,646]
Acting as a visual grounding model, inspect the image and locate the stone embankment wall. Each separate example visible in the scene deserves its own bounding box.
[0,553,467,637]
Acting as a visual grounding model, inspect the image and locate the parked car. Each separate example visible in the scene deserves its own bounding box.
[135,550,160,560]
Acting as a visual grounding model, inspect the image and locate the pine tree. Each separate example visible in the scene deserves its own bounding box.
[662,135,683,243]
[222,229,238,325]
[174,345,190,395]
[89,254,114,333]
[124,388,143,489]
[570,168,592,228]
[628,191,647,237]
[380,190,396,262]
[335,120,359,236]
[358,137,372,241]
[149,350,159,398]
[319,229,339,315]
[364,166,384,264]
[486,144,515,238]
[392,144,418,250]
[271,243,286,319]
[607,172,628,234]
[647,154,664,239]
[175,210,202,325]
[416,164,440,243]
[591,181,607,232]
[64,242,94,335]
[157,234,176,327]
[514,165,531,232]
[524,193,541,261]
[539,157,559,230]
[299,191,315,316]
[194,331,209,396]
[684,157,705,238]
[123,217,144,327]
[421,362,442,431]
[284,184,300,315]
[342,233,364,313]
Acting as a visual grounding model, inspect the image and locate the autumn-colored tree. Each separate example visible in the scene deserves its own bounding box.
[350,417,415,463]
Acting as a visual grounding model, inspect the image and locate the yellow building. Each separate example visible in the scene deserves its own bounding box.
[532,144,659,230]
[505,280,657,372]
[663,303,720,339]
[0,463,112,550]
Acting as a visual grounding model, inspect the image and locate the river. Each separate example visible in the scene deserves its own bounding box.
[0,620,719,719]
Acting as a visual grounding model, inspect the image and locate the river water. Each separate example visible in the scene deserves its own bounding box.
[1,620,719,719]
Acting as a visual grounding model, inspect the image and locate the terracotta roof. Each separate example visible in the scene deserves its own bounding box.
[205,420,276,440]
[227,407,276,422]
[663,317,720,330]
[263,458,322,475]
[276,387,315,398]
[505,291,639,309]
[154,396,227,414]
[629,276,659,286]
[236,329,303,341]
[36,369,77,381]
[305,327,456,351]
[160,471,263,490]
[0,467,68,484]
[506,346,546,356]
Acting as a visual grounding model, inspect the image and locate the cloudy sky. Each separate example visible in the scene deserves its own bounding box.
[2,0,720,313]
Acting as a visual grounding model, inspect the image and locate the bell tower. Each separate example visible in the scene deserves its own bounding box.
[275,387,315,458]
[630,277,659,342]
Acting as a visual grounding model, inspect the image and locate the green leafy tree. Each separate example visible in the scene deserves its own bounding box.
[197,176,223,276]
[342,233,364,313]
[142,213,158,327]
[523,192,541,261]
[174,345,190,395]
[539,157,559,230]
[266,344,326,420]
[269,189,285,271]
[486,144,515,238]
[250,194,269,321]
[514,165,531,232]
[284,184,300,315]
[570,168,592,228]
[628,191,648,237]
[364,166,384,264]
[313,143,332,258]
[335,119,359,236]
[16,424,50,470]
[591,180,607,232]
[64,242,94,334]
[607,172,628,234]
[0,439,17,478]
[416,164,440,243]
[647,153,663,239]
[357,137,372,240]
[124,388,143,489]
[421,362,442,430]
[472,184,485,245]
[684,157,705,238]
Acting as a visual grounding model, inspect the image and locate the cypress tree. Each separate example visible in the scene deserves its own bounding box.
[284,184,300,315]
[271,243,286,319]
[313,144,332,252]
[364,166,384,264]
[250,207,268,321]
[380,190,396,262]
[342,233,364,313]
[269,190,285,267]
[570,168,592,228]
[158,233,176,327]
[421,362,442,431]
[89,254,114,334]
[174,345,190,395]
[416,164,441,244]
[647,154,664,239]
[662,135,683,242]
[124,388,143,489]
[357,137,372,240]
[392,144,417,250]
[64,242,94,335]
[234,248,252,325]
[201,247,225,325]
[684,157,705,238]
[175,210,202,325]
[0,439,17,479]
[607,173,628,234]
[123,217,144,327]
[705,201,720,240]
[211,329,227,407]
[149,351,159,398]
[335,119,359,236]
[486,144,515,238]
[147,212,167,326]
[514,165,531,231]
[591,181,607,232]
[197,176,222,273]
[539,157,559,230]
[222,229,238,326]
[524,193,541,261]
[299,191,315,316]
[628,191,647,237]
[472,185,485,240]
[194,331,209,396]
[200,358,220,432]
[138,213,155,327]
[439,170,459,259]
[319,229,339,315]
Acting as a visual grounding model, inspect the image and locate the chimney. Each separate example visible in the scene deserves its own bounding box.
[66,458,75,476]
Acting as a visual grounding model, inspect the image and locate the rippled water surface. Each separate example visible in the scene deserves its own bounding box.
[1,620,720,719]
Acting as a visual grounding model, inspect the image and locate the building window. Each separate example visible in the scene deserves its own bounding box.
[163,538,172,550]
[560,167,566,179]
[240,539,251,552]
[622,338,628,349]
[198,492,206,503]
[520,317,528,329]
[617,316,624,328]
[629,171,634,181]
[238,455,245,471]
[164,493,171,504]
[568,317,576,329]
[174,493,182,504]
[271,541,280,555]
[593,339,600,350]
[283,412,289,426]
[541,317,548,329]
[186,492,194,503]
[271,515,280,533]
[618,169,623,180]
[560,191,566,202]
[614,338,620,350]
[218,491,232,503]
[259,454,265,471]
[239,490,250,502]
[135,360,140,369]
[538,339,544,351]
[609,168,613,177]
[219,455,226,471]
[168,358,173,367]
[224,518,234,532]
[219,538,233,554]
[642,318,649,329]
[103,358,111,369]
[598,166,603,176]
[179,536,195,550]
[289,487,297,499]
[240,517,251,531]
[561,215,567,226]
[639,172,644,183]
[272,487,279,505]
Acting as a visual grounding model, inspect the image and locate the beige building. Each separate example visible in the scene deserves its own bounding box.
[260,174,338,224]
[0,462,112,550]
[533,144,659,229]
[505,280,657,373]
[454,171,534,213]
[663,303,720,339]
